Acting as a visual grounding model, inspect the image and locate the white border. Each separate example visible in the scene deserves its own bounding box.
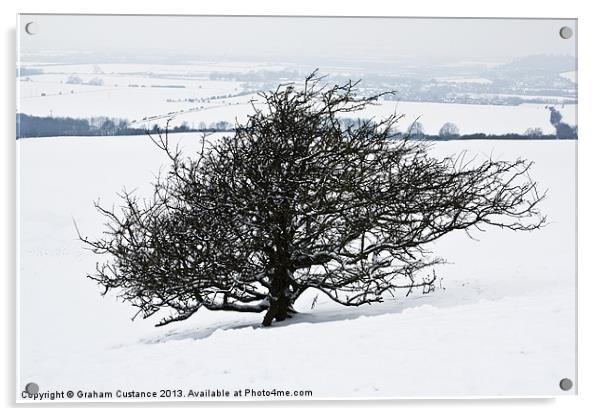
[3,0,600,414]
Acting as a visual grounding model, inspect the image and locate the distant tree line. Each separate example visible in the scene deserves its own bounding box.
[17,114,146,138]
[17,67,44,77]
[16,114,235,139]
[17,113,576,140]
[66,75,105,86]
[208,69,301,82]
[344,118,576,141]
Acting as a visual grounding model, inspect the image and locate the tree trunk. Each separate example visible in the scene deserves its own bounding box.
[261,294,291,326]
[262,265,293,326]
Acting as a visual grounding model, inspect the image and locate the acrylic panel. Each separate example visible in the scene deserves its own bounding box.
[16,14,577,401]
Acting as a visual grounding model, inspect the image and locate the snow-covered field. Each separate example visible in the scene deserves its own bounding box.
[18,63,576,135]
[17,135,576,400]
[560,71,577,83]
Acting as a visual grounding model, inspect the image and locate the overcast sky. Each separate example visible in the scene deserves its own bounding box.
[18,15,576,65]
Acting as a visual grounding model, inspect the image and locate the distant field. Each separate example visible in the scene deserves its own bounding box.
[18,63,576,136]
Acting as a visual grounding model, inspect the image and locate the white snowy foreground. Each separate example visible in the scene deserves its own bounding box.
[17,134,576,400]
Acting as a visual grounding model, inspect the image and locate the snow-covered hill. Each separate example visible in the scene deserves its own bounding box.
[17,135,576,399]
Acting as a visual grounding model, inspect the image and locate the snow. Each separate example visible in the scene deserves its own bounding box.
[17,135,576,400]
[560,71,577,83]
[18,63,576,135]
[433,76,493,84]
[364,101,576,136]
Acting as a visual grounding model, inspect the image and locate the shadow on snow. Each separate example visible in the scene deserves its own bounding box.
[138,284,486,345]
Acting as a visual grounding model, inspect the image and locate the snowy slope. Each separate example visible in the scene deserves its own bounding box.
[17,135,576,399]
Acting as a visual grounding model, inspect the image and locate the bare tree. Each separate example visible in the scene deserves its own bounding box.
[547,106,577,139]
[80,73,546,327]
[524,127,544,138]
[439,122,460,139]
[406,120,425,139]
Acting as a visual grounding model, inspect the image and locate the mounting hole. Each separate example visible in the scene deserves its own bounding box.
[559,378,573,391]
[25,22,38,35]
[24,382,39,395]
[559,26,573,40]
